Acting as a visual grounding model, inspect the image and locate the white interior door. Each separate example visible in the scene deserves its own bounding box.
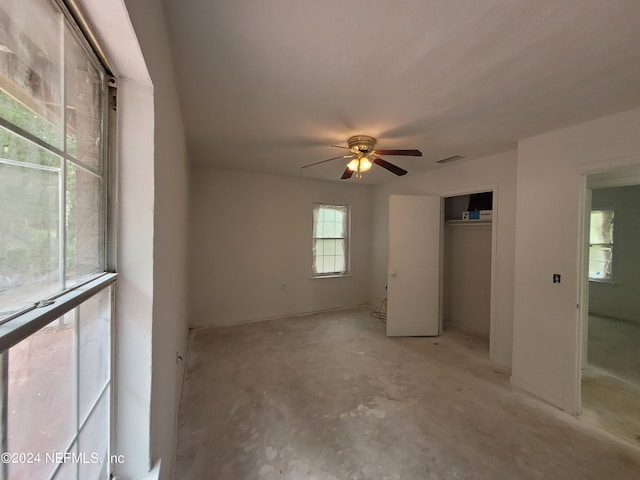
[387,195,441,336]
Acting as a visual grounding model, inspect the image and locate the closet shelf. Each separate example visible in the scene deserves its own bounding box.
[445,220,492,225]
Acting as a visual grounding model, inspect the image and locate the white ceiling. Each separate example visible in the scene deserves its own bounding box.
[162,0,640,184]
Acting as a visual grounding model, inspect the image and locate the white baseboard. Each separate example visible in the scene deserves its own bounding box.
[190,303,371,329]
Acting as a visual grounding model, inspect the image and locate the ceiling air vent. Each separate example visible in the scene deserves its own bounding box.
[436,155,465,164]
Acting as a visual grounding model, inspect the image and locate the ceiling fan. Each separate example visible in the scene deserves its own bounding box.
[301,135,422,179]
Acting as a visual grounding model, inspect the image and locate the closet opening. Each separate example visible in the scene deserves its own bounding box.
[442,192,493,348]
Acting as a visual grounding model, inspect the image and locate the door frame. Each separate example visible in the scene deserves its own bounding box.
[440,183,499,358]
[578,165,640,413]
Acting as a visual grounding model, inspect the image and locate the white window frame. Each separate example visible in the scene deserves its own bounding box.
[312,203,350,277]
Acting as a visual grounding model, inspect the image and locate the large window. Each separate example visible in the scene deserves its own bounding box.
[589,209,614,281]
[312,204,350,276]
[0,0,109,320]
[0,1,115,479]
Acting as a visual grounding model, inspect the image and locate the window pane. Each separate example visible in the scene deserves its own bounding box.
[335,210,345,237]
[65,28,103,170]
[314,206,347,239]
[52,447,78,480]
[0,3,111,480]
[589,210,614,280]
[322,255,335,273]
[0,0,64,148]
[0,122,62,169]
[66,161,102,286]
[336,239,345,259]
[7,312,76,480]
[324,208,335,222]
[312,205,349,276]
[590,210,614,244]
[335,240,346,273]
[79,288,110,420]
[321,220,335,238]
[324,239,336,256]
[313,251,324,275]
[0,136,62,320]
[78,388,110,480]
[589,245,612,280]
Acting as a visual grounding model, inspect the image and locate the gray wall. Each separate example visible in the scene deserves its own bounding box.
[589,185,640,323]
[444,223,492,336]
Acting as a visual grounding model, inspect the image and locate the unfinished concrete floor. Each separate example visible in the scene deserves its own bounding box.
[176,307,640,479]
[582,315,640,445]
[586,315,640,386]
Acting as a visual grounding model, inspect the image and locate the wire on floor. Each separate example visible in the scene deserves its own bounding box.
[371,297,387,324]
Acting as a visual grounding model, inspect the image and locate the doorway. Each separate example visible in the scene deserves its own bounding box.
[581,171,640,445]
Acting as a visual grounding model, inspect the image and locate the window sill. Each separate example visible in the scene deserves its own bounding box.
[588,278,616,285]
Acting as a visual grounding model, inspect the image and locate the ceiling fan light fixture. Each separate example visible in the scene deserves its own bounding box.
[347,158,360,171]
[347,156,372,174]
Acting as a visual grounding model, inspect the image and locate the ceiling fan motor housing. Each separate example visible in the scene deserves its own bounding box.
[348,135,377,155]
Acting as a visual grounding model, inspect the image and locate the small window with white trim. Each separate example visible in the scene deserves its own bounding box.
[312,204,350,276]
[589,209,614,281]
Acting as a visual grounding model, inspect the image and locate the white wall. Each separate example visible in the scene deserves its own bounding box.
[370,151,517,367]
[122,1,190,479]
[190,167,371,326]
[512,107,640,414]
[115,76,155,480]
[189,168,373,327]
[81,1,189,479]
[80,1,154,478]
[444,223,492,336]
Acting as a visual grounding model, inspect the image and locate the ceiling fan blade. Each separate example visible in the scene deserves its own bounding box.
[331,145,349,149]
[374,149,422,157]
[341,167,354,179]
[373,157,407,176]
[301,154,352,169]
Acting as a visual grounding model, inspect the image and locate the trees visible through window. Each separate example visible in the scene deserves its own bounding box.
[312,204,350,276]
[589,209,614,281]
[0,1,114,478]
[0,0,107,320]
